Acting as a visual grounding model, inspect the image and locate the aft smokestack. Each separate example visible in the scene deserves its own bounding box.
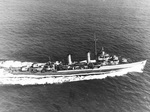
[87,52,91,64]
[68,54,72,65]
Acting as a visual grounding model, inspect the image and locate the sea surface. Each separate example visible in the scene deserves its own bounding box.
[0,0,150,111]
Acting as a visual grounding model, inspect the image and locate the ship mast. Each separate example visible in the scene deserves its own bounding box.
[94,33,98,61]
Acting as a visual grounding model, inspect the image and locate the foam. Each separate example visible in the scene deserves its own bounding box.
[0,60,145,85]
[0,60,33,68]
[0,67,143,85]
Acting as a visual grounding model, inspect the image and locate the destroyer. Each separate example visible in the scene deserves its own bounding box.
[0,34,147,76]
[0,46,147,77]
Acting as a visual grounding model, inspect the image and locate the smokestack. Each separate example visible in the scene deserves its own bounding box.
[87,52,91,64]
[68,54,72,65]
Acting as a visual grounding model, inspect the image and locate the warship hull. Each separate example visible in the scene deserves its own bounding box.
[1,60,147,77]
[0,60,147,85]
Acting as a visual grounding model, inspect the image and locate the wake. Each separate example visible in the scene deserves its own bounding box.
[0,60,145,85]
[0,67,143,85]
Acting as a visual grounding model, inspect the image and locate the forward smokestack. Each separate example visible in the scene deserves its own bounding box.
[68,54,72,65]
[87,52,91,64]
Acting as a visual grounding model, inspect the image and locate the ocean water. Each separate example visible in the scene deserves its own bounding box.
[0,0,150,111]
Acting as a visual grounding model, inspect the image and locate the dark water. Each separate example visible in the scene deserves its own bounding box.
[0,0,150,111]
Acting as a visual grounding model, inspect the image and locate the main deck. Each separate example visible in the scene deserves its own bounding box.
[11,60,147,76]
